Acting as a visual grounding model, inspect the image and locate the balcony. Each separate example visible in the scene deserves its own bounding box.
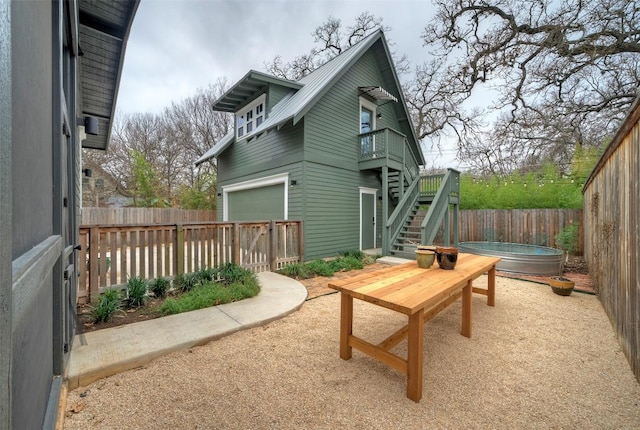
[358,127,419,177]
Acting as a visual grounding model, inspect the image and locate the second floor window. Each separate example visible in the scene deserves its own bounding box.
[236,94,266,139]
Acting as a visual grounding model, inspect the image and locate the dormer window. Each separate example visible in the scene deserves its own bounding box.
[236,94,266,139]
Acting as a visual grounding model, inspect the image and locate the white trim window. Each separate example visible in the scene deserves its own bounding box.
[236,94,266,139]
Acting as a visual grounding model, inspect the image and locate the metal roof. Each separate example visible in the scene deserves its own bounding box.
[198,29,423,165]
[78,0,139,150]
[213,70,302,112]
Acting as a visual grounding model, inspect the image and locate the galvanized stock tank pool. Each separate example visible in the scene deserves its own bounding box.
[458,242,563,276]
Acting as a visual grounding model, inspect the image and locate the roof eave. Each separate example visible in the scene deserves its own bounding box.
[79,0,140,151]
[213,70,302,112]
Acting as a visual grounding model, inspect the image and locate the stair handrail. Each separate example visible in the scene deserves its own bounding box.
[385,173,421,254]
[403,140,420,182]
[420,168,461,245]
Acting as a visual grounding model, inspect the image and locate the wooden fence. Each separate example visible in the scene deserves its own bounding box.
[78,220,303,303]
[415,208,584,253]
[455,209,583,252]
[81,207,216,225]
[583,95,640,382]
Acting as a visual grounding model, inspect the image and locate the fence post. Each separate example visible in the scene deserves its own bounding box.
[176,224,184,276]
[89,227,99,303]
[233,222,241,266]
[269,220,277,271]
[297,221,304,263]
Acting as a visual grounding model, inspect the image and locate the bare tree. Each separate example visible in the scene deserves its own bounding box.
[82,80,231,207]
[423,0,640,172]
[264,12,409,81]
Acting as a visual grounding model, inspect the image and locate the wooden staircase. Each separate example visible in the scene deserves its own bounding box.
[386,168,460,259]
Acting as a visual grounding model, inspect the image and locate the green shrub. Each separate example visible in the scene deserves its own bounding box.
[339,249,365,260]
[305,259,336,277]
[277,262,310,279]
[217,262,254,285]
[159,298,180,315]
[196,267,216,283]
[126,276,147,307]
[90,288,122,323]
[173,272,200,293]
[160,278,260,316]
[555,222,579,262]
[330,256,363,272]
[149,277,170,298]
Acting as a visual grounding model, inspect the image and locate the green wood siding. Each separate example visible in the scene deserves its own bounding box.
[302,162,382,260]
[304,48,402,164]
[268,85,292,111]
[218,120,304,182]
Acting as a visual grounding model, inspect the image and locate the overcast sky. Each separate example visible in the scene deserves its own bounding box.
[116,0,460,168]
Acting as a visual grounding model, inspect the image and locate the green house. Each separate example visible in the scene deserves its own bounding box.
[197,29,459,261]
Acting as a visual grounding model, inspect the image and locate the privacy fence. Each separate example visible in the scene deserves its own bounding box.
[583,95,640,382]
[81,207,216,225]
[78,220,303,303]
[454,208,584,253]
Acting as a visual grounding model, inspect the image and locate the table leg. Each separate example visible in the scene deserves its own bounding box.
[487,265,496,307]
[461,280,472,338]
[340,293,353,360]
[406,308,424,402]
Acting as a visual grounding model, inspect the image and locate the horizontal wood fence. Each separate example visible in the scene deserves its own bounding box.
[81,208,216,225]
[78,220,303,303]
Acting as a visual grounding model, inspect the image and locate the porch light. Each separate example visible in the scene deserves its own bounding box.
[77,115,99,135]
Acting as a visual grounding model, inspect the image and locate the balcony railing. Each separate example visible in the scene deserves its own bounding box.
[358,127,420,180]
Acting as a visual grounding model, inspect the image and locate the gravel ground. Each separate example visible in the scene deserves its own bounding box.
[64,276,640,429]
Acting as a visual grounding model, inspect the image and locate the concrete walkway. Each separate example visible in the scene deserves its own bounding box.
[65,272,307,390]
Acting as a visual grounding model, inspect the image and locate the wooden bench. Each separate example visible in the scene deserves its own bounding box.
[328,253,501,402]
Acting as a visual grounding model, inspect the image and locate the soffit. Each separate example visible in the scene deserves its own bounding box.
[78,0,139,150]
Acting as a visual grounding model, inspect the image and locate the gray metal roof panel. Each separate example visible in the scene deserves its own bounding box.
[195,132,235,165]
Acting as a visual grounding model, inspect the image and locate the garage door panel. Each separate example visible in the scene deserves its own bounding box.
[227,184,285,221]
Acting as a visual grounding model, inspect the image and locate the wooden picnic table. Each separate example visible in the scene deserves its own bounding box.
[328,253,501,402]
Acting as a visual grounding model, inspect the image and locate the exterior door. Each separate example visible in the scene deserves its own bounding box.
[56,108,78,372]
[361,191,376,249]
[360,98,377,158]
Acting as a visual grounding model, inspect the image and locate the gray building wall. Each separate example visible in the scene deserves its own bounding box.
[10,3,57,428]
[1,0,13,427]
[2,1,81,428]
